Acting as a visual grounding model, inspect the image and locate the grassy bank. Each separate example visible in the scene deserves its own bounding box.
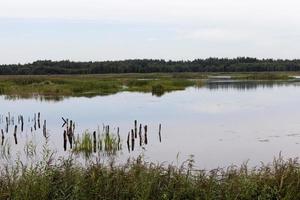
[0,72,297,99]
[0,74,199,98]
[0,155,300,199]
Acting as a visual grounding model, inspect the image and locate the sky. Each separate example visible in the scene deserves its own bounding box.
[1,0,300,64]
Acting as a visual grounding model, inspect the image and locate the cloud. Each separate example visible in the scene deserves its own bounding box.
[1,0,300,63]
[1,0,300,24]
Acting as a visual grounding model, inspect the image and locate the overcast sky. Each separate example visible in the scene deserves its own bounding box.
[1,0,300,64]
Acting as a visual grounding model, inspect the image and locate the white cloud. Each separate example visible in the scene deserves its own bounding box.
[1,0,300,63]
[0,0,300,24]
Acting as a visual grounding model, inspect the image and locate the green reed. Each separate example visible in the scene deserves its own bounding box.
[1,152,300,200]
[73,130,120,159]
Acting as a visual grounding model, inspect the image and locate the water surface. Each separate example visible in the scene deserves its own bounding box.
[1,80,300,169]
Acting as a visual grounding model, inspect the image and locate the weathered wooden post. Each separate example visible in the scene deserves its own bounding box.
[144,125,148,145]
[68,120,73,149]
[69,120,73,135]
[1,129,4,146]
[127,132,130,152]
[8,112,10,126]
[5,117,8,133]
[134,120,137,138]
[117,127,120,150]
[43,120,47,137]
[34,113,37,130]
[63,130,67,151]
[21,115,24,132]
[93,131,97,153]
[159,124,162,143]
[131,129,135,151]
[139,124,142,146]
[38,112,41,129]
[14,125,17,145]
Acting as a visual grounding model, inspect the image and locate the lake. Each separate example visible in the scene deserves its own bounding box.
[1,80,300,169]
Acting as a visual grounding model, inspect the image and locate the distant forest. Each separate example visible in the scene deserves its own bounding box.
[1,57,300,75]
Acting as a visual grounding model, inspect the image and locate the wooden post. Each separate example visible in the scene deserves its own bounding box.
[127,132,130,152]
[134,120,137,138]
[63,130,67,151]
[43,120,47,137]
[21,115,24,132]
[117,127,120,150]
[1,129,4,146]
[105,125,110,151]
[38,112,41,129]
[131,129,135,151]
[144,125,148,145]
[159,124,162,143]
[139,124,142,146]
[8,112,10,126]
[68,120,73,149]
[66,119,69,134]
[5,117,8,133]
[34,113,36,130]
[14,125,17,145]
[93,131,97,153]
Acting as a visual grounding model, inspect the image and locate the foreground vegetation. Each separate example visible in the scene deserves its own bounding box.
[1,154,300,199]
[0,72,297,99]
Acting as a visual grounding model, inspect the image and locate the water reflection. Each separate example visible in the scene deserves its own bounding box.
[3,80,300,101]
[204,80,300,90]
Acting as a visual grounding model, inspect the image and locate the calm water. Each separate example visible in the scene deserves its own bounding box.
[1,80,300,169]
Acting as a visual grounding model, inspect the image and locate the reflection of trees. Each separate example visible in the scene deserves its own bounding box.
[204,80,300,91]
[3,94,66,102]
[1,92,121,102]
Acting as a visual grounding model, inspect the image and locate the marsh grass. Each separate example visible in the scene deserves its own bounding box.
[0,73,298,100]
[73,130,120,159]
[0,75,198,99]
[1,152,300,199]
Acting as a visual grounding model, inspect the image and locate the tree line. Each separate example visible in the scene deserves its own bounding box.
[1,57,300,75]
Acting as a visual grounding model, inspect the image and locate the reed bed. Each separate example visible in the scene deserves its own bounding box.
[73,130,120,158]
[0,153,300,199]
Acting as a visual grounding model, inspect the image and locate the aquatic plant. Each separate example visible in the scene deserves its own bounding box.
[73,129,121,158]
[74,132,93,158]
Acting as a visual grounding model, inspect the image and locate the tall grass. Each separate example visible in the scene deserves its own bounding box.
[73,130,120,159]
[1,153,300,199]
